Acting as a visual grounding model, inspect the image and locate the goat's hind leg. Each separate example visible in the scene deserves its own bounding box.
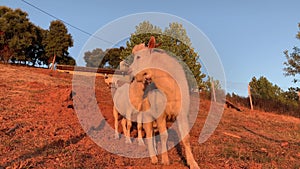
[113,106,120,139]
[125,119,132,144]
[144,114,158,164]
[177,114,199,169]
[124,109,132,144]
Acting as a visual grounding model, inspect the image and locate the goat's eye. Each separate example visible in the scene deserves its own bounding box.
[136,56,141,59]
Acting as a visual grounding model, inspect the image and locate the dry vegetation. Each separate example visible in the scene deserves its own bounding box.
[0,64,300,169]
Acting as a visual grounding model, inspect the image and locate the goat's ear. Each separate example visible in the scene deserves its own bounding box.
[148,36,156,49]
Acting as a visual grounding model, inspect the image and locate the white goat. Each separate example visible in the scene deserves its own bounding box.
[113,80,166,146]
[112,79,145,145]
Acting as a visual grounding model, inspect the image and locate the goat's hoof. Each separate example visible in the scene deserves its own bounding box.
[114,133,119,139]
[125,138,132,144]
[161,157,170,165]
[138,138,145,146]
[188,161,200,169]
[151,156,158,164]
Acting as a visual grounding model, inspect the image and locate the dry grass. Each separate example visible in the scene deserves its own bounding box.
[0,64,299,168]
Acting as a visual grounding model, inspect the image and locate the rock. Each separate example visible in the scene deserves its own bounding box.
[280,142,289,147]
[260,148,268,153]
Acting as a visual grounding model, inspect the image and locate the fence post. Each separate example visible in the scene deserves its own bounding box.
[248,84,253,111]
[211,81,216,102]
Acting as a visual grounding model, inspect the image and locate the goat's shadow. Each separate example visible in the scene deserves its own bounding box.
[243,126,300,146]
[87,119,106,135]
[4,133,86,168]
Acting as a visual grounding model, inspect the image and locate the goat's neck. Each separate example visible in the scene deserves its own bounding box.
[152,76,181,101]
[129,82,145,109]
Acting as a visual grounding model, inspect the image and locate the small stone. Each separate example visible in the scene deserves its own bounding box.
[260,148,267,153]
[280,142,289,147]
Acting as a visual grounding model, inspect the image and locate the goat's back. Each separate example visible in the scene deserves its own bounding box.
[113,84,131,116]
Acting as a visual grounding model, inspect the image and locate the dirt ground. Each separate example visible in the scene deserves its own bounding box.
[0,64,300,169]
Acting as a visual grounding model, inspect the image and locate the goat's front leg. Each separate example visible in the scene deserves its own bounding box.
[156,114,169,165]
[144,114,158,164]
[121,118,127,140]
[113,106,119,139]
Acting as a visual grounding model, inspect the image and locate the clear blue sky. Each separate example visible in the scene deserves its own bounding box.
[2,0,300,96]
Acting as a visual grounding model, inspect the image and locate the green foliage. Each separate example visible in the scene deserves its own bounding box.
[248,76,299,116]
[43,20,73,66]
[104,48,123,68]
[204,76,223,91]
[204,76,225,101]
[83,48,122,68]
[24,27,46,66]
[119,21,206,89]
[283,87,299,102]
[164,23,191,47]
[120,21,163,63]
[249,76,283,100]
[84,48,103,67]
[0,7,75,66]
[0,6,37,63]
[58,54,76,66]
[283,23,300,83]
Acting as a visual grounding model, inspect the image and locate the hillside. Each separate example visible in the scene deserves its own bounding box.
[0,64,300,169]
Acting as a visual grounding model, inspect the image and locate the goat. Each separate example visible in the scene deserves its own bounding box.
[112,79,145,145]
[128,36,199,169]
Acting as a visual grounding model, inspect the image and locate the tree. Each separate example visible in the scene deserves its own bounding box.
[103,47,123,68]
[0,7,74,67]
[204,76,225,101]
[283,23,300,83]
[43,20,73,67]
[24,26,46,66]
[249,76,299,115]
[55,50,75,66]
[162,23,206,89]
[84,47,123,68]
[120,21,162,63]
[120,21,206,89]
[0,6,38,64]
[283,87,299,103]
[249,76,283,100]
[164,22,191,47]
[84,48,104,68]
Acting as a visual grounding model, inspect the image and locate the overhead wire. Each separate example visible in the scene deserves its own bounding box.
[19,1,296,96]
[20,0,118,47]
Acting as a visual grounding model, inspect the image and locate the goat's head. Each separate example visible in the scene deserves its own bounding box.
[128,36,158,84]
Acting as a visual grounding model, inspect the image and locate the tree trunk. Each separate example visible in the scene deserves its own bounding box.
[51,54,56,70]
